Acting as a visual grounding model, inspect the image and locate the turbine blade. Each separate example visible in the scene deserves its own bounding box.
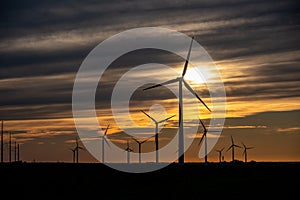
[234,144,242,148]
[104,124,110,136]
[231,135,234,144]
[226,145,233,152]
[241,142,246,148]
[182,36,194,77]
[199,119,207,132]
[158,115,176,123]
[104,138,111,148]
[182,79,211,112]
[220,147,225,152]
[143,78,178,91]
[141,137,152,144]
[132,137,139,144]
[198,133,205,145]
[140,110,157,123]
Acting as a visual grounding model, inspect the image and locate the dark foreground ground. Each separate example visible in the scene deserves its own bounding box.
[0,162,299,198]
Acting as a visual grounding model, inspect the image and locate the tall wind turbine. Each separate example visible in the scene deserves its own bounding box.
[124,140,133,164]
[215,147,224,163]
[100,124,110,163]
[133,137,151,164]
[141,110,175,163]
[242,142,254,163]
[143,37,211,164]
[1,120,3,163]
[226,135,241,162]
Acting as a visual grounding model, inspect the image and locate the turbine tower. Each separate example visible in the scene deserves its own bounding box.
[143,37,211,164]
[124,140,133,164]
[242,142,254,163]
[141,110,175,163]
[1,120,3,163]
[215,147,224,163]
[226,135,241,162]
[133,137,151,164]
[100,124,110,163]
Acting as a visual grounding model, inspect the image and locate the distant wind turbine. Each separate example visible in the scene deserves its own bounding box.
[9,132,12,163]
[242,142,254,163]
[100,124,110,163]
[1,120,3,163]
[141,110,175,163]
[133,137,151,164]
[75,137,84,163]
[124,140,133,164]
[215,147,225,163]
[198,119,218,164]
[14,140,17,162]
[143,36,211,164]
[226,135,241,162]
[17,143,20,162]
[69,147,76,163]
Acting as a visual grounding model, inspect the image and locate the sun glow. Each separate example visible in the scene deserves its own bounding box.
[184,66,215,85]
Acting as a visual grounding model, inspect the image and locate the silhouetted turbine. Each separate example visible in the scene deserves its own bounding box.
[124,140,133,164]
[75,137,84,163]
[242,142,254,163]
[1,120,3,163]
[143,37,211,164]
[215,147,225,163]
[198,119,219,164]
[9,132,11,163]
[141,110,175,163]
[69,147,76,163]
[100,124,110,163]
[133,137,151,164]
[226,135,241,162]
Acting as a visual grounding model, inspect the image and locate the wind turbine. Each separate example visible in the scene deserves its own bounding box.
[100,124,110,163]
[198,119,208,163]
[215,147,224,163]
[141,110,175,163]
[17,143,20,162]
[14,140,17,162]
[143,37,211,164]
[1,120,3,163]
[75,137,84,163]
[133,137,151,164]
[124,140,133,164]
[198,119,219,163]
[226,135,241,162]
[242,142,254,163]
[9,132,11,163]
[69,147,76,163]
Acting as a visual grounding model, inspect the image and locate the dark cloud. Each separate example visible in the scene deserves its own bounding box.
[1,0,299,120]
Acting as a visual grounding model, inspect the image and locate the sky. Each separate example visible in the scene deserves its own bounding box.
[0,0,299,163]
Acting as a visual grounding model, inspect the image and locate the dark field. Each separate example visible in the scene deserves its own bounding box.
[1,162,298,198]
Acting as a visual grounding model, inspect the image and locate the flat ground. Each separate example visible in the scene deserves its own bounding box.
[0,162,298,198]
